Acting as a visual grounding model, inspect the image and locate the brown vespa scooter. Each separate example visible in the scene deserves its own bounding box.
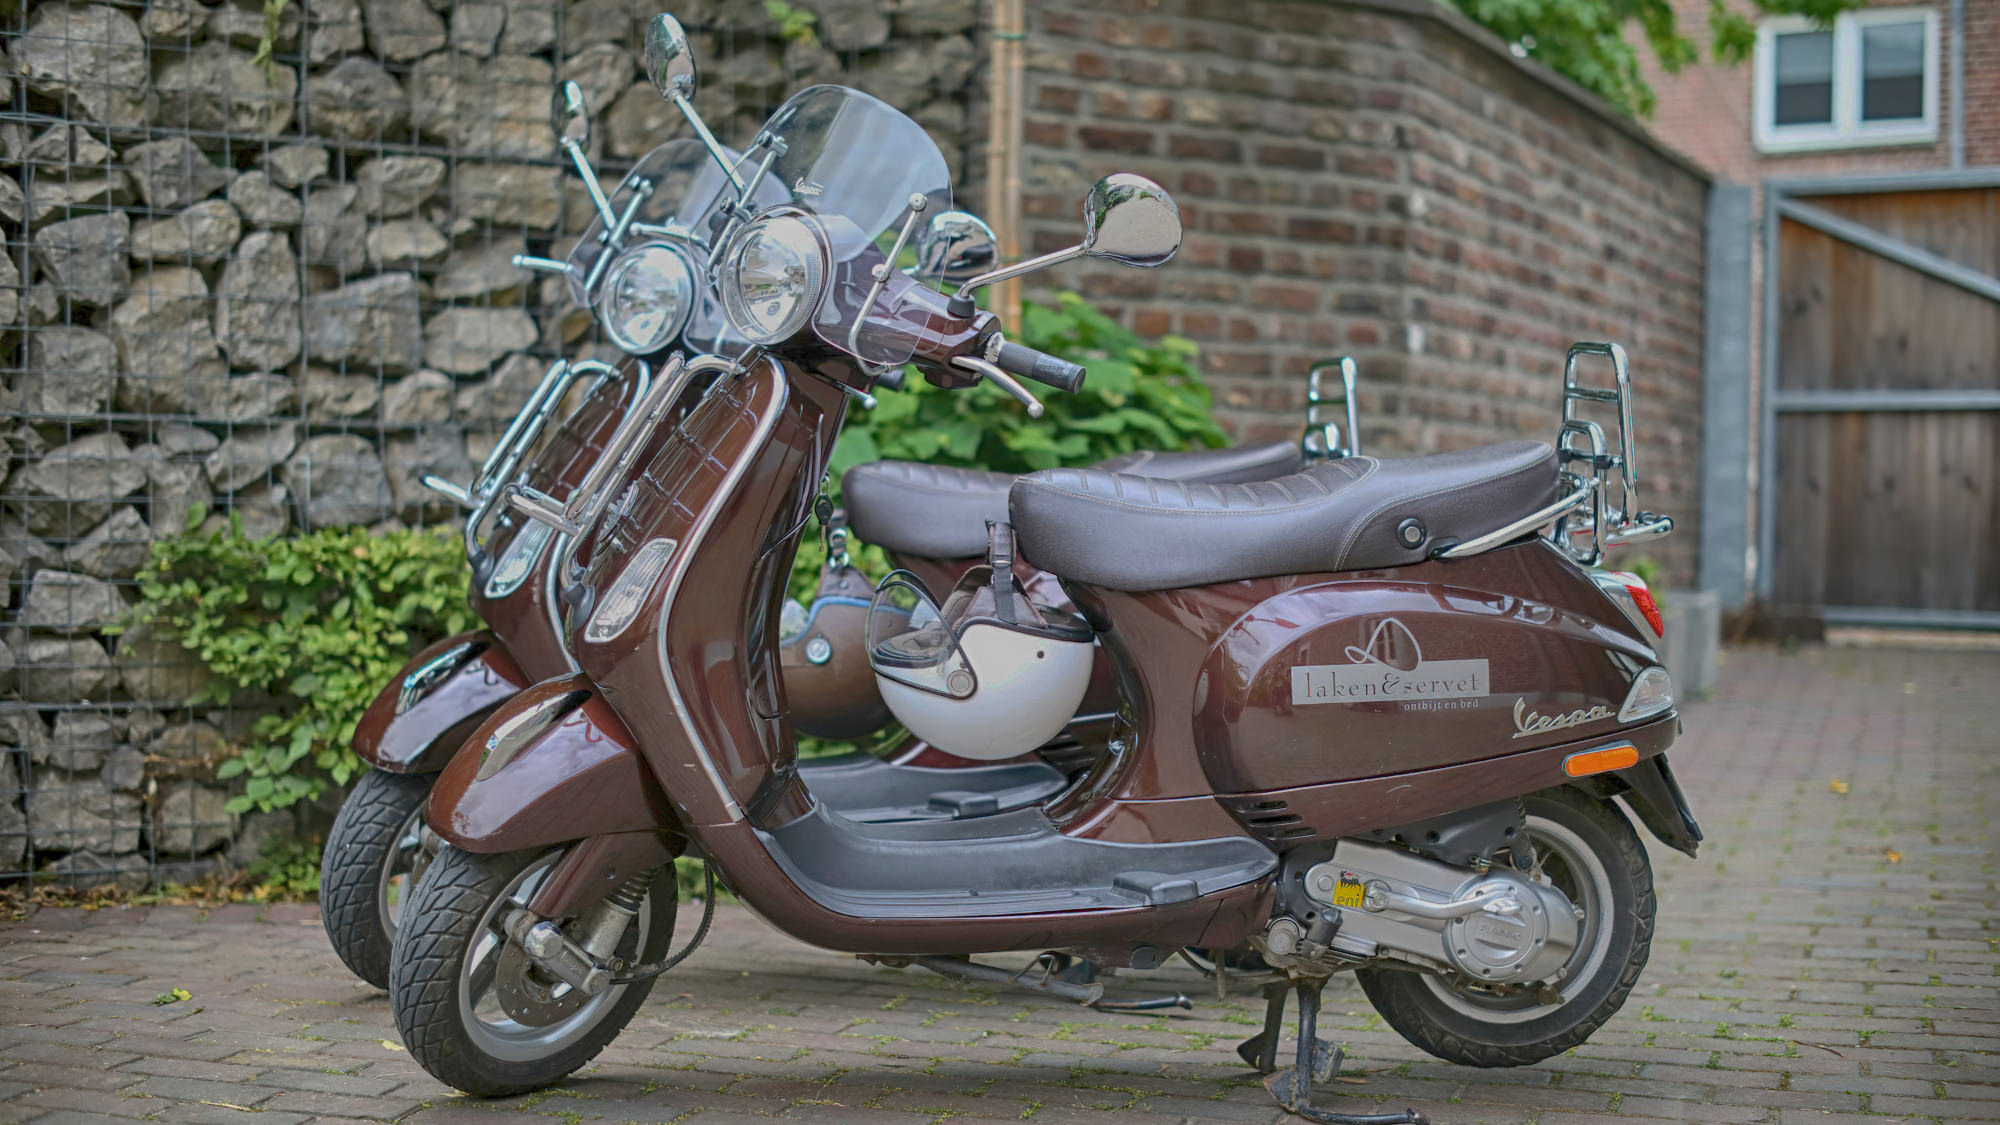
[389,79,1697,1125]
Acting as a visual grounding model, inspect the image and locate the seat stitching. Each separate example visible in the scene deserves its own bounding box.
[1014,458,1377,520]
[1330,451,1555,568]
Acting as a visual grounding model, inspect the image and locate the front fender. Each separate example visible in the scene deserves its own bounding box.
[426,673,675,853]
[354,631,529,774]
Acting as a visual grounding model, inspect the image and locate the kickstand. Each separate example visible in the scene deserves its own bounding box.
[1240,979,1430,1125]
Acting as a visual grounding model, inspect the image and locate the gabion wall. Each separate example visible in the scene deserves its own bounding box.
[0,0,983,887]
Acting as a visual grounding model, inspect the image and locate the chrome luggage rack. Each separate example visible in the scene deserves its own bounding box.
[1435,342,1672,564]
[1301,356,1361,461]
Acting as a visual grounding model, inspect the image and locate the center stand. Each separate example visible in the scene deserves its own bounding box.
[1236,979,1430,1125]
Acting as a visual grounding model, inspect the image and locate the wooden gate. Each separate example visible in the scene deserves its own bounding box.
[1761,174,2000,629]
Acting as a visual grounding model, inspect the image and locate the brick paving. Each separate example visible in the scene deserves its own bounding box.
[1,643,1995,1125]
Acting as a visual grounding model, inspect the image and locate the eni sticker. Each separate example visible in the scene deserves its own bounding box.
[1290,618,1489,708]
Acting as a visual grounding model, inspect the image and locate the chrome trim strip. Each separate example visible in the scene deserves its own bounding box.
[1433,479,1596,560]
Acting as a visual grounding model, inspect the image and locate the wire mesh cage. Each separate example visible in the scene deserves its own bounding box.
[0,0,985,889]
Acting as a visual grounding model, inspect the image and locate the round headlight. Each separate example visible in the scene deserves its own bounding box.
[596,241,697,354]
[720,214,826,345]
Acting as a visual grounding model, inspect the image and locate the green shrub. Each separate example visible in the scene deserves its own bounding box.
[130,521,475,813]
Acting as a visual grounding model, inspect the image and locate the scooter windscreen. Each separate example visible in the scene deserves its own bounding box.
[866,572,974,700]
[714,85,952,366]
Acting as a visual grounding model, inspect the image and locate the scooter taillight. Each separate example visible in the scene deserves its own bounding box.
[1619,577,1665,638]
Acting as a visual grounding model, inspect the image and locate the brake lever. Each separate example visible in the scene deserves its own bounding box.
[949,356,1043,419]
[421,475,475,509]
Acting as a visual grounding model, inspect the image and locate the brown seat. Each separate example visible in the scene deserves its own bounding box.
[842,442,1303,559]
[1008,441,1560,591]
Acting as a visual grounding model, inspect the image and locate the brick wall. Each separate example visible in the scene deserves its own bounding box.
[1968,0,2000,165]
[1017,0,1710,584]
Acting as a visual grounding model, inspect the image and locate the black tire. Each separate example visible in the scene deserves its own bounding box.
[320,769,433,989]
[1356,785,1655,1068]
[388,844,676,1097]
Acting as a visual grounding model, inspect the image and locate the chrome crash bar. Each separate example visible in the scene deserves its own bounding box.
[1302,356,1361,461]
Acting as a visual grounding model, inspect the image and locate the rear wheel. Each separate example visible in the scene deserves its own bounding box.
[1356,786,1654,1067]
[389,845,675,1096]
[320,769,433,988]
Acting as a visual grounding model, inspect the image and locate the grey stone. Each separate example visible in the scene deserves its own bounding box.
[43,712,117,771]
[300,183,366,272]
[116,624,218,705]
[205,422,297,493]
[450,0,506,56]
[363,0,446,60]
[226,171,302,228]
[806,0,890,50]
[110,266,227,415]
[156,782,236,855]
[261,143,329,189]
[201,373,297,423]
[301,272,422,372]
[366,219,450,268]
[0,253,15,328]
[434,240,532,300]
[0,754,25,868]
[19,326,118,416]
[410,53,554,159]
[12,433,147,537]
[496,0,556,53]
[282,433,393,529]
[125,137,229,210]
[154,43,297,135]
[147,721,227,777]
[130,199,241,265]
[0,714,51,761]
[143,0,200,40]
[205,0,299,50]
[382,370,456,425]
[0,177,23,227]
[0,547,16,611]
[23,571,129,634]
[301,368,382,420]
[304,57,406,142]
[215,230,302,371]
[8,3,152,129]
[117,709,167,747]
[20,124,116,168]
[1,517,62,576]
[303,0,365,63]
[24,282,64,327]
[561,0,633,52]
[563,41,634,118]
[25,171,131,225]
[225,809,296,866]
[137,451,212,533]
[102,746,146,791]
[18,637,119,702]
[425,308,537,375]
[453,351,547,425]
[62,507,153,580]
[607,81,680,159]
[385,426,476,518]
[204,481,290,540]
[151,424,221,457]
[32,212,130,307]
[449,161,563,229]
[354,155,446,216]
[42,851,149,892]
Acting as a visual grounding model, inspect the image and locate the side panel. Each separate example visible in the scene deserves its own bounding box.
[353,632,528,774]
[1194,542,1660,794]
[426,674,675,852]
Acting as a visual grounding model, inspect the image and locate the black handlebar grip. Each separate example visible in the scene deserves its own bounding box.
[873,366,906,392]
[994,341,1086,394]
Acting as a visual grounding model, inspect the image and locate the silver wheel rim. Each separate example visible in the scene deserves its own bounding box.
[455,852,652,1062]
[375,804,426,939]
[1419,815,1617,1025]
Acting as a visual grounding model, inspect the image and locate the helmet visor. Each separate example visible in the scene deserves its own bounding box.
[867,572,975,700]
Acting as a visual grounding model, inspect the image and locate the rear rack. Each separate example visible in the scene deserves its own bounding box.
[1435,342,1672,564]
[1301,357,1361,461]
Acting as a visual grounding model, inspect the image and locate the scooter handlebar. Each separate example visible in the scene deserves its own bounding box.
[993,341,1086,394]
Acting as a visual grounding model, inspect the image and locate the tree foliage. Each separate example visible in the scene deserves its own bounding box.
[1449,0,1864,117]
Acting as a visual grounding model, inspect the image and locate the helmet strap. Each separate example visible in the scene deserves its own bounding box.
[985,520,1018,624]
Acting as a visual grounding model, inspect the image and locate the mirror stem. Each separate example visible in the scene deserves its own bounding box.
[671,94,746,193]
[953,243,1084,303]
[560,137,619,228]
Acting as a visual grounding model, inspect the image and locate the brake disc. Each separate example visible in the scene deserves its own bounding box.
[493,940,590,1026]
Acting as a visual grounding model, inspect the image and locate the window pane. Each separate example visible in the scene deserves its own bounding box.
[1773,30,1834,126]
[1861,21,1926,121]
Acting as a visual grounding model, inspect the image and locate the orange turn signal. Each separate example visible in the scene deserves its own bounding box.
[1563,743,1639,777]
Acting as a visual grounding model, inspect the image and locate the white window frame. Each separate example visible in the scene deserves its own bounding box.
[1753,7,1939,154]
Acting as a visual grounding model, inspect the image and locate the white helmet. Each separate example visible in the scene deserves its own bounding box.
[867,523,1095,761]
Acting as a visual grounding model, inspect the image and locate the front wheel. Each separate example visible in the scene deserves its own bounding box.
[320,769,433,988]
[1356,785,1655,1067]
[388,845,676,1096]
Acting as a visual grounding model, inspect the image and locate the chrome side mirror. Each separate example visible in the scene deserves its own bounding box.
[1080,173,1180,268]
[644,14,697,101]
[552,80,590,146]
[912,211,998,284]
[948,173,1182,314]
